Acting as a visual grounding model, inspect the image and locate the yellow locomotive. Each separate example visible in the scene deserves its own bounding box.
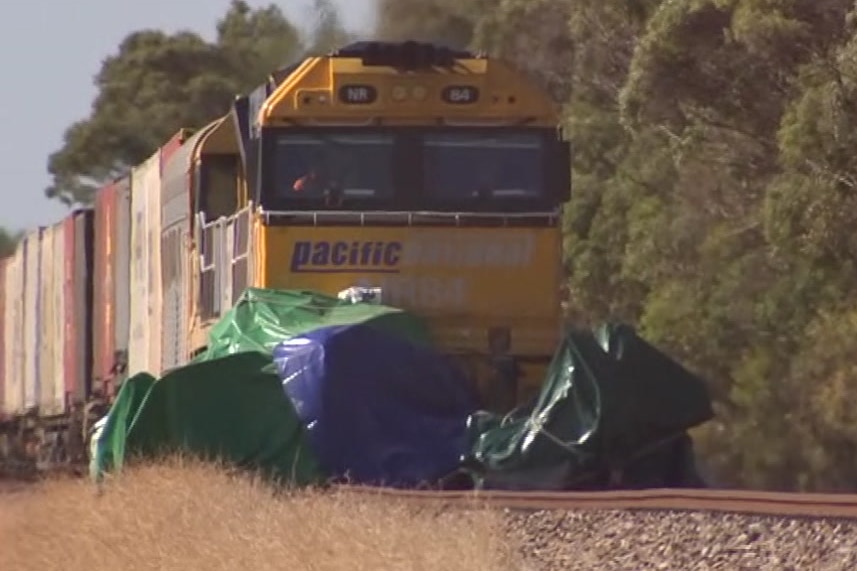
[160,41,570,411]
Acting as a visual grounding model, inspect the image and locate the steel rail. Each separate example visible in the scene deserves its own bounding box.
[10,461,857,520]
[336,486,857,519]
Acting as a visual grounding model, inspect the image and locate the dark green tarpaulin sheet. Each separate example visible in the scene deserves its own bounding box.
[91,287,432,483]
[462,323,714,490]
[90,371,157,479]
[91,353,323,484]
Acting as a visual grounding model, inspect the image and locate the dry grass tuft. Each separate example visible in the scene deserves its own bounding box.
[0,457,517,571]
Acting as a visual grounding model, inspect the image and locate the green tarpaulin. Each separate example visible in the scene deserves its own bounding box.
[90,371,157,480]
[90,287,714,492]
[193,288,431,362]
[90,288,432,483]
[91,353,323,484]
[461,323,713,490]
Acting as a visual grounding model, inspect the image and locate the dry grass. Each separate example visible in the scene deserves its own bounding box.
[0,458,518,571]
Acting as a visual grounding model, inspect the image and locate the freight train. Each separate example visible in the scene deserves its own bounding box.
[0,40,571,476]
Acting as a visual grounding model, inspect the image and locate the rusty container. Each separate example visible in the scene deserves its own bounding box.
[63,209,95,406]
[92,183,117,396]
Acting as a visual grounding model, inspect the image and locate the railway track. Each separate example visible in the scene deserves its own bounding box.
[339,485,857,520]
[9,458,857,520]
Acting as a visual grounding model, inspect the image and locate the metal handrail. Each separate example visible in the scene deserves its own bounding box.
[262,208,560,226]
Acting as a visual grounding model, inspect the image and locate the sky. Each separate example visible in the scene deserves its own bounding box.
[0,0,375,232]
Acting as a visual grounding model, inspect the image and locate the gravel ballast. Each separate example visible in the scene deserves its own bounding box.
[505,509,857,570]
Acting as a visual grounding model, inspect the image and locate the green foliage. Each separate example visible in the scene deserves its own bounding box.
[374,0,481,47]
[46,0,351,206]
[0,227,21,259]
[379,0,857,490]
[47,30,240,205]
[306,0,357,54]
[215,0,302,84]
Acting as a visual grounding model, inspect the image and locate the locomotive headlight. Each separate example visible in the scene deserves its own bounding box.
[412,85,427,101]
[392,85,408,101]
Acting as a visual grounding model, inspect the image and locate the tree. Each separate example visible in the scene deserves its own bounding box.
[374,0,480,48]
[370,0,857,490]
[44,1,326,206]
[472,0,575,101]
[305,0,355,55]
[46,30,242,205]
[0,227,21,258]
[215,0,303,82]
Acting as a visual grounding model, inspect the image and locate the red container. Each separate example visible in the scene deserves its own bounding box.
[63,209,94,406]
[160,128,192,176]
[62,216,77,404]
[92,183,117,396]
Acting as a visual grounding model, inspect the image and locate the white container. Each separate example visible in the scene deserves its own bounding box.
[129,152,160,377]
[22,229,43,411]
[144,152,163,376]
[2,250,24,416]
[37,223,65,415]
[52,223,66,413]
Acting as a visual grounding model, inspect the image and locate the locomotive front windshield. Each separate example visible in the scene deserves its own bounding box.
[270,134,395,200]
[423,133,544,202]
[261,128,559,211]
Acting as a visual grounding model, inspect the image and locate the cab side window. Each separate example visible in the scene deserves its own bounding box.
[200,154,239,219]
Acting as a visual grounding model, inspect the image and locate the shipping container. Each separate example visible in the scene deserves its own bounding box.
[22,229,42,412]
[129,152,160,377]
[114,177,132,388]
[64,210,94,406]
[38,223,65,415]
[37,226,53,414]
[159,129,192,175]
[161,129,205,371]
[0,258,7,417]
[52,225,66,413]
[92,183,117,392]
[3,246,24,416]
[145,151,164,376]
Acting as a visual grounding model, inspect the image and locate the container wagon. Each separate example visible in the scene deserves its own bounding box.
[0,211,94,476]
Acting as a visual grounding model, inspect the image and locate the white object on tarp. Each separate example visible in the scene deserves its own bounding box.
[337,286,383,305]
[88,414,109,482]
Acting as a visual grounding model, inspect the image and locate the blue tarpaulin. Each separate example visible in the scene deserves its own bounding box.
[272,323,479,487]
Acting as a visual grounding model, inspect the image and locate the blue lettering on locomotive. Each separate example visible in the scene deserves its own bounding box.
[290,240,403,273]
